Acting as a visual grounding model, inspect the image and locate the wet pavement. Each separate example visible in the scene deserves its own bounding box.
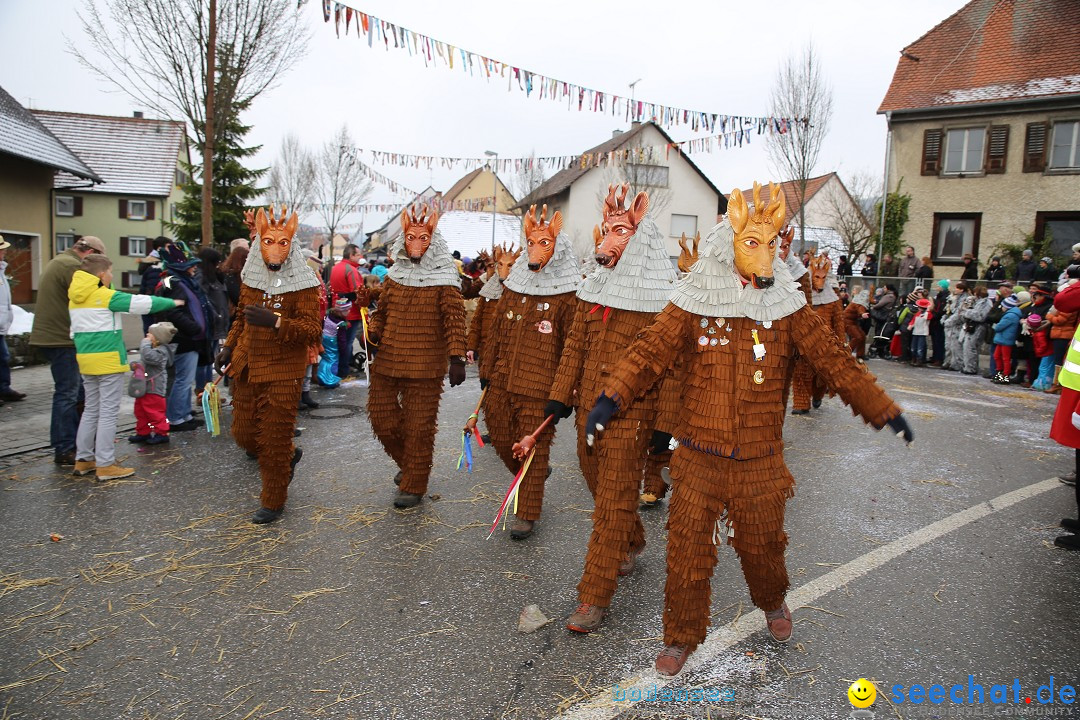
[1,361,1077,719]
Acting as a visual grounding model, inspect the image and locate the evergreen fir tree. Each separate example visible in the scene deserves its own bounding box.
[171,102,265,248]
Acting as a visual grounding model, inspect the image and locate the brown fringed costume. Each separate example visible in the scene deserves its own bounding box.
[367,206,467,507]
[792,253,846,413]
[467,245,520,384]
[844,289,870,360]
[586,183,911,676]
[485,205,580,537]
[219,207,322,524]
[548,187,678,629]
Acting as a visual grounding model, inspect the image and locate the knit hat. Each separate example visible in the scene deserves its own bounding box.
[1026,313,1043,327]
[1041,256,1053,264]
[1002,295,1019,308]
[160,241,199,272]
[148,322,177,344]
[230,238,250,252]
[937,279,950,290]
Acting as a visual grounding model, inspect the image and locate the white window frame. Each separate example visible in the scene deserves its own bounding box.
[629,164,669,188]
[670,213,698,238]
[55,233,76,253]
[943,127,986,174]
[1049,120,1080,169]
[128,199,148,220]
[128,236,147,257]
[56,196,75,216]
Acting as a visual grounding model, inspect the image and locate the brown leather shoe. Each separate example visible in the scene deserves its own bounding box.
[655,643,692,676]
[765,602,792,643]
[509,516,534,540]
[566,603,605,633]
[618,547,643,576]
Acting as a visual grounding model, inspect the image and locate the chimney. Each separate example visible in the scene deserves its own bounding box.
[133,111,144,119]
[631,120,641,129]
[612,129,621,139]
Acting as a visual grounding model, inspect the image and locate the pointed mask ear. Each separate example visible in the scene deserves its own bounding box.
[728,188,748,234]
[255,208,269,238]
[593,225,603,249]
[399,209,410,230]
[284,211,299,239]
[426,208,440,234]
[628,191,650,226]
[549,210,563,238]
[523,205,537,236]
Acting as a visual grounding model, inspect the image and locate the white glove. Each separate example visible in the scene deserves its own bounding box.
[1071,412,1080,431]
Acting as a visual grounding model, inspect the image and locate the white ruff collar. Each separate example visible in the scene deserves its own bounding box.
[241,240,322,296]
[785,253,808,280]
[503,231,581,297]
[669,219,807,322]
[576,217,677,313]
[812,275,840,306]
[478,273,504,300]
[386,229,461,288]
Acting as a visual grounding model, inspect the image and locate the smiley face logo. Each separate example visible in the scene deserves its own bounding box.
[848,678,877,708]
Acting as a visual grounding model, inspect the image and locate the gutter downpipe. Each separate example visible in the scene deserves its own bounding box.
[877,111,892,268]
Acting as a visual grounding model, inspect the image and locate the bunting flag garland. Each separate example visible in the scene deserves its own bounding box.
[319,2,802,133]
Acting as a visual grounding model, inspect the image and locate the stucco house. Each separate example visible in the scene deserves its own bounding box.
[33,110,189,289]
[878,0,1080,277]
[513,122,726,261]
[0,86,100,303]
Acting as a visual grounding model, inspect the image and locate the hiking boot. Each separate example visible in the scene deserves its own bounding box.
[252,507,283,524]
[145,434,169,445]
[618,547,643,576]
[509,517,535,540]
[1053,533,1080,550]
[765,602,793,643]
[1059,473,1077,486]
[566,603,606,633]
[54,450,76,466]
[127,434,149,444]
[393,489,423,508]
[655,643,692,677]
[1061,518,1080,532]
[300,391,320,409]
[96,465,135,481]
[639,492,659,508]
[73,460,96,476]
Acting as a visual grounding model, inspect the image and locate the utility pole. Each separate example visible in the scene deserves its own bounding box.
[201,0,217,248]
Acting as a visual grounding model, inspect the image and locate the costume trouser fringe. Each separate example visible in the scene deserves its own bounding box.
[791,357,827,411]
[367,372,444,496]
[664,448,793,650]
[231,371,301,511]
[573,409,652,607]
[847,327,866,358]
[642,449,671,498]
[485,385,554,522]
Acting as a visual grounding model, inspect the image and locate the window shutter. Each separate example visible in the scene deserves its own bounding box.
[1023,122,1049,173]
[146,200,156,220]
[73,196,83,216]
[119,199,128,218]
[921,129,943,175]
[120,237,129,256]
[985,125,1009,174]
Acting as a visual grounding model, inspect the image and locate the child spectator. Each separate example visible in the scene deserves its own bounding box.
[1028,314,1055,391]
[908,297,933,366]
[130,322,178,444]
[69,255,182,480]
[991,295,1022,384]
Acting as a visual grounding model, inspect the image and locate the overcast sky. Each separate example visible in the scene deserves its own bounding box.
[1,0,969,235]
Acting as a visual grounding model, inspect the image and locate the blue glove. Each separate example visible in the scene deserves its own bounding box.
[585,395,618,447]
[886,414,913,444]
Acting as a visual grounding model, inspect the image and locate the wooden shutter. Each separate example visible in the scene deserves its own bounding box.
[1023,122,1049,173]
[921,129,943,175]
[119,199,128,218]
[146,200,155,220]
[985,125,1009,174]
[120,236,129,256]
[73,197,83,216]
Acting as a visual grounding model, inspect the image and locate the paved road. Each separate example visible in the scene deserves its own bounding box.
[0,361,1077,719]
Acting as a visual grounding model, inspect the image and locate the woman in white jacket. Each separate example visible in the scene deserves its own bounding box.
[0,236,27,403]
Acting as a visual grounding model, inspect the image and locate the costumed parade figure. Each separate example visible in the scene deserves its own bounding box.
[584,182,912,676]
[215,207,322,524]
[467,244,521,391]
[366,205,467,508]
[844,287,871,361]
[540,185,677,632]
[484,205,580,539]
[791,252,846,415]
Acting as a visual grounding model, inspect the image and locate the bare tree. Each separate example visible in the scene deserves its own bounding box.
[266,132,316,212]
[825,171,877,266]
[766,42,834,253]
[511,150,547,203]
[73,0,309,150]
[313,125,373,257]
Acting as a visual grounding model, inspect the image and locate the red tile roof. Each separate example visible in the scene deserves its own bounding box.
[738,173,835,219]
[879,0,1080,113]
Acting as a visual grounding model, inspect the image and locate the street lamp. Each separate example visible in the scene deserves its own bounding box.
[484,150,498,254]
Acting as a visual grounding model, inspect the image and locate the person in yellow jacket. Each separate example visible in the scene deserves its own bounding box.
[68,254,183,481]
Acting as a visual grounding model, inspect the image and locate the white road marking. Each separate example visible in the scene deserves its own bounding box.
[891,388,1004,408]
[560,477,1063,719]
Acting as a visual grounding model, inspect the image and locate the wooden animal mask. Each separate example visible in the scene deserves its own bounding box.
[777,225,795,261]
[400,204,440,263]
[810,253,832,292]
[677,231,701,273]
[595,184,648,268]
[244,209,258,242]
[255,205,300,272]
[494,243,520,280]
[522,204,563,272]
[727,181,785,289]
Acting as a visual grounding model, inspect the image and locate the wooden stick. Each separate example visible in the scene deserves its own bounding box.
[463,388,488,434]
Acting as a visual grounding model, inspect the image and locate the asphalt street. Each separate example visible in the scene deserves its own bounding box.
[0,360,1077,720]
